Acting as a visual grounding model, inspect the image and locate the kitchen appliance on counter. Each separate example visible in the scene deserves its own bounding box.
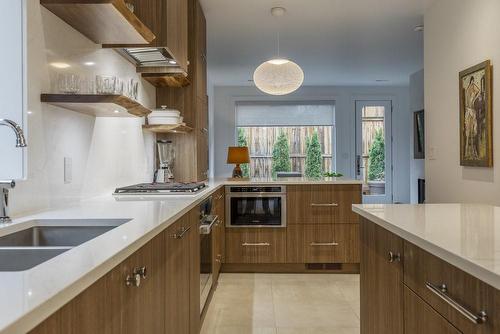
[113,182,206,195]
[199,196,219,312]
[226,185,286,227]
[154,140,175,183]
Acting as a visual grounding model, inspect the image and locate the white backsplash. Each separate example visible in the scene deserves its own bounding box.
[10,2,157,216]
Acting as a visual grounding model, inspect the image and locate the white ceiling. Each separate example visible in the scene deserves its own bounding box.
[200,0,435,87]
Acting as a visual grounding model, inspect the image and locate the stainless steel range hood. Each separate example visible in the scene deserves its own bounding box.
[118,47,179,68]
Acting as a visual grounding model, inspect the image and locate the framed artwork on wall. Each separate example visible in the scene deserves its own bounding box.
[414,110,425,159]
[459,60,493,167]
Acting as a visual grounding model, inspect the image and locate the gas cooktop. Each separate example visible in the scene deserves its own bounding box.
[114,182,206,195]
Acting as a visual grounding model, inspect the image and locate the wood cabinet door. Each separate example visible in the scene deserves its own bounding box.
[196,127,209,181]
[30,234,166,334]
[404,286,461,334]
[195,0,207,99]
[165,217,192,334]
[360,218,404,334]
[121,233,165,334]
[29,275,108,334]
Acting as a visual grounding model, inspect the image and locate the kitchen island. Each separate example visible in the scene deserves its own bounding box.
[0,177,360,334]
[353,203,500,334]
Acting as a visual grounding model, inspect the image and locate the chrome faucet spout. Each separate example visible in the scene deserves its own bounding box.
[0,119,27,147]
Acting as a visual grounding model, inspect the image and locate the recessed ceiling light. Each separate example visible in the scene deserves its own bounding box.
[168,60,177,65]
[50,62,71,69]
[414,24,424,32]
[114,110,120,114]
[84,61,95,66]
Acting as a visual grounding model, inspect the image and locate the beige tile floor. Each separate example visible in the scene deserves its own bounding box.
[200,273,360,334]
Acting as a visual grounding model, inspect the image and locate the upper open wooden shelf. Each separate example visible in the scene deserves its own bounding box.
[41,94,151,117]
[40,0,155,45]
[142,123,193,134]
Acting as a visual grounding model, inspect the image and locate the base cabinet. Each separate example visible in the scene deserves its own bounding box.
[30,209,199,334]
[359,216,500,334]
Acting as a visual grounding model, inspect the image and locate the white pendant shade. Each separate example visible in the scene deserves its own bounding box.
[253,58,304,96]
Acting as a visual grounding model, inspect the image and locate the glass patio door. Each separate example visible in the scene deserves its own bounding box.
[355,101,393,203]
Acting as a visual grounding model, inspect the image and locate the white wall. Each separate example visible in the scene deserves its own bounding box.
[409,69,424,203]
[425,0,500,204]
[212,85,411,203]
[9,3,156,216]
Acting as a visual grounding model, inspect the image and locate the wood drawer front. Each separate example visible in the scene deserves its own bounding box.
[333,224,360,263]
[334,184,361,224]
[286,224,359,263]
[287,185,361,224]
[225,228,286,263]
[404,285,461,334]
[404,241,500,333]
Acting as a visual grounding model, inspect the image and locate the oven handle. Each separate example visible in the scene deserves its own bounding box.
[242,242,271,247]
[226,193,286,198]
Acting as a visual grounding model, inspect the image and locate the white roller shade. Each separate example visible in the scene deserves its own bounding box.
[236,102,335,127]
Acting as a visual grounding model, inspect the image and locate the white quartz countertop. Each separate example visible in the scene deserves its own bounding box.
[222,177,362,185]
[352,204,500,290]
[0,178,360,333]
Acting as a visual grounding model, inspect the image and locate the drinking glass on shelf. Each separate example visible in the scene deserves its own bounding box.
[96,75,116,94]
[115,78,124,95]
[57,73,81,94]
[80,76,95,94]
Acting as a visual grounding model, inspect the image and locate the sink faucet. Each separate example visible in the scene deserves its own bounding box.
[0,180,15,224]
[0,119,27,147]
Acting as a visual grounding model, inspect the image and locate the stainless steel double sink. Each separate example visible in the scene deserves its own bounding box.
[0,219,130,271]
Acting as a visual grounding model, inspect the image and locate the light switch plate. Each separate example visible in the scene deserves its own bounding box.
[428,147,437,160]
[64,157,72,184]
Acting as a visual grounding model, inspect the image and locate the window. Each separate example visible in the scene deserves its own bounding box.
[236,102,335,178]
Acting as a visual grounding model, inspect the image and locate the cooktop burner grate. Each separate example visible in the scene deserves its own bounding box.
[114,182,206,194]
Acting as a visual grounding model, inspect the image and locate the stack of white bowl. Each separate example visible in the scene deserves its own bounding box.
[147,106,183,125]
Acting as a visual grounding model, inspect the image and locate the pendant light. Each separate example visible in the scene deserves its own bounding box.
[253,7,304,96]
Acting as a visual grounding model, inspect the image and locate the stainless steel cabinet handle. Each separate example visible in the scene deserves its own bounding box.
[134,266,147,279]
[216,194,224,200]
[426,282,487,325]
[310,203,339,207]
[201,127,208,133]
[126,273,141,287]
[387,251,401,262]
[171,226,191,239]
[242,242,270,247]
[310,242,339,246]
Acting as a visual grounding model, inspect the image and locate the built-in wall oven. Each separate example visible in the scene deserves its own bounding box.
[225,185,286,227]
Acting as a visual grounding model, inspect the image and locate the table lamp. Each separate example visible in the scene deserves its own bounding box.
[227,146,250,178]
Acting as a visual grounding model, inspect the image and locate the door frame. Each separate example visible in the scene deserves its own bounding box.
[355,100,394,203]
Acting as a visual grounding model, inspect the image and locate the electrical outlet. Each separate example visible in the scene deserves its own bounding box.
[64,157,72,184]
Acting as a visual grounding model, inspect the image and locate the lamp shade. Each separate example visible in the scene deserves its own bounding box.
[227,146,250,164]
[253,58,304,95]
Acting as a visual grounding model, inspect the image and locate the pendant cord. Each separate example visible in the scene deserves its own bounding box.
[277,31,280,57]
